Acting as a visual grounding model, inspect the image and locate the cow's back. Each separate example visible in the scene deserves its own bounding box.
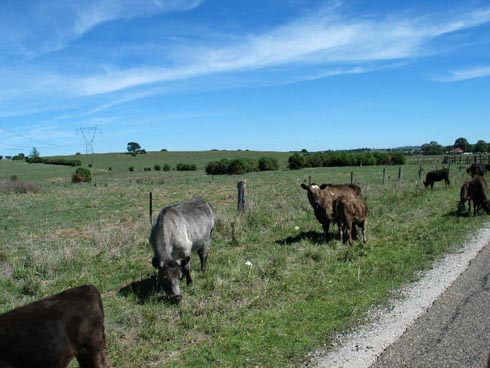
[0,285,106,368]
[150,198,214,259]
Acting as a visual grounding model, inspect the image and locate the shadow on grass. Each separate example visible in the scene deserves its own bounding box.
[118,276,173,305]
[275,231,326,245]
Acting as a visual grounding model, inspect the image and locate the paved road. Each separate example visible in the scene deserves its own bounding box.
[370,242,490,368]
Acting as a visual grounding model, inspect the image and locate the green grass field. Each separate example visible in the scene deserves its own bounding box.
[0,151,487,367]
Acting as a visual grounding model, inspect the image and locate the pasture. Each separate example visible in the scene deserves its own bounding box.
[0,152,488,367]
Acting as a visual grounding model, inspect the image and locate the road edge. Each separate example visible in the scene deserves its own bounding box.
[306,224,490,368]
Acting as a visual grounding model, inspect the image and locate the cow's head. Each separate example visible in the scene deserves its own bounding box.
[152,256,191,303]
[301,183,326,207]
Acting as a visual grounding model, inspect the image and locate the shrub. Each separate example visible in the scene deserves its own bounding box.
[129,166,134,172]
[10,175,18,181]
[154,165,161,171]
[176,163,197,171]
[206,159,230,175]
[72,167,92,183]
[288,153,305,170]
[228,159,248,175]
[162,164,171,172]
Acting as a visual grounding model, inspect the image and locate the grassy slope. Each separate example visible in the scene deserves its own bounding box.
[0,152,487,367]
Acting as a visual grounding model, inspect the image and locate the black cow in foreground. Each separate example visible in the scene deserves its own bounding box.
[150,198,214,303]
[0,285,107,368]
[423,168,450,189]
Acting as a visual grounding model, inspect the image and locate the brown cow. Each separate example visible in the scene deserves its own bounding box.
[466,176,488,215]
[301,183,361,241]
[458,180,472,214]
[0,285,107,368]
[466,163,487,177]
[333,195,368,245]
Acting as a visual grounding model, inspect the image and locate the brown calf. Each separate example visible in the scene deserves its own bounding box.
[0,285,107,368]
[333,195,368,245]
[301,183,361,241]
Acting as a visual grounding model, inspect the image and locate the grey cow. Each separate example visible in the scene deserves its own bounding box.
[149,198,214,302]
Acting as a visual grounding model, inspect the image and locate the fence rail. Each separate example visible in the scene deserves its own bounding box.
[443,154,490,166]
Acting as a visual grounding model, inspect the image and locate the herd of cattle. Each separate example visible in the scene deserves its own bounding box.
[1,162,490,367]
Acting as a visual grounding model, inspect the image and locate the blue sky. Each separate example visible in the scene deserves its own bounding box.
[1,0,490,156]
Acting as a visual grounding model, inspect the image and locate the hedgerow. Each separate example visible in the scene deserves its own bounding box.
[288,151,406,169]
[205,157,279,175]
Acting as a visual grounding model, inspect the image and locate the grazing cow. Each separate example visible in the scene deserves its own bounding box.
[466,176,489,215]
[423,168,450,189]
[301,183,361,241]
[150,198,214,302]
[333,195,368,245]
[0,285,107,368]
[466,163,487,177]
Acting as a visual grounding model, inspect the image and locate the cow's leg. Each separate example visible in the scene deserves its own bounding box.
[352,224,358,240]
[77,349,107,368]
[337,220,343,243]
[322,221,330,242]
[76,333,107,368]
[361,219,367,243]
[348,221,353,245]
[182,259,192,285]
[198,243,209,273]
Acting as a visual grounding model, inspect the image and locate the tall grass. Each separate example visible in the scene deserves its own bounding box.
[0,153,487,367]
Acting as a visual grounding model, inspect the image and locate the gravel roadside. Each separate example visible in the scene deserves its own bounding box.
[305,224,490,368]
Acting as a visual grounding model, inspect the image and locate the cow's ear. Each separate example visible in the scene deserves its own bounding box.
[301,183,308,190]
[180,256,191,268]
[151,257,163,269]
[320,184,327,189]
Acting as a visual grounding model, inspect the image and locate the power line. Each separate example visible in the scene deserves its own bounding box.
[0,126,62,148]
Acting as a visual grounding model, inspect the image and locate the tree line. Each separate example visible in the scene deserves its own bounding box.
[421,137,490,155]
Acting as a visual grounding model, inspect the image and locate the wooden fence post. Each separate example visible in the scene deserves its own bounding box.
[350,171,354,184]
[418,163,422,180]
[382,168,386,185]
[237,180,247,212]
[149,192,153,225]
[397,167,402,183]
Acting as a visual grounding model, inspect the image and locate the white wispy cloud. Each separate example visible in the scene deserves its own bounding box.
[69,5,490,95]
[0,0,203,58]
[433,66,490,82]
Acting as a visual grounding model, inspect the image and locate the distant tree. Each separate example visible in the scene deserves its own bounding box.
[12,153,26,161]
[127,142,142,154]
[421,141,443,155]
[30,147,40,159]
[474,140,488,153]
[453,137,470,152]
